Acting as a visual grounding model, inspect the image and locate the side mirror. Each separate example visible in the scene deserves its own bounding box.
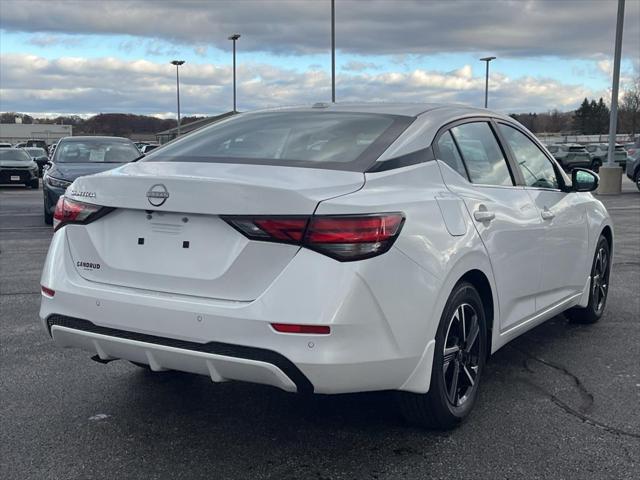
[571,168,599,192]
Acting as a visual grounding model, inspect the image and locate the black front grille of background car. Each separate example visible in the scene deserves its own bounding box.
[0,169,29,183]
[46,315,314,394]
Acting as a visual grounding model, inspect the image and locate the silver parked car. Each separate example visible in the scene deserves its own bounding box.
[546,144,592,171]
[625,150,640,191]
[585,143,628,170]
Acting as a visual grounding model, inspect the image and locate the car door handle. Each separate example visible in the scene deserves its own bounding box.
[541,208,555,220]
[473,210,495,222]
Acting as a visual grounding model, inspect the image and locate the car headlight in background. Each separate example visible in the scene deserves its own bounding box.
[45,176,72,188]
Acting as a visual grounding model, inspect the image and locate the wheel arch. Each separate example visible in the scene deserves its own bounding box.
[601,224,613,247]
[601,224,614,259]
[458,269,495,356]
[398,251,498,393]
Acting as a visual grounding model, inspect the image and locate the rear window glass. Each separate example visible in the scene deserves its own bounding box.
[569,146,586,152]
[25,148,46,156]
[144,112,410,171]
[0,149,31,162]
[55,140,140,163]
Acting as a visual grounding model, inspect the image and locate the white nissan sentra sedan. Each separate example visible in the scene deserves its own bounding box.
[40,103,612,429]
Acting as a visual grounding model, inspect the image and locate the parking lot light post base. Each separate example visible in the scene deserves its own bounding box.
[597,165,623,195]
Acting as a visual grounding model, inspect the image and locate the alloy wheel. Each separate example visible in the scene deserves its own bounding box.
[442,303,481,407]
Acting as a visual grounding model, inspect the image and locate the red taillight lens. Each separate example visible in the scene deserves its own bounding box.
[254,218,308,242]
[271,323,330,334]
[305,214,404,260]
[53,196,109,231]
[224,213,404,261]
[306,215,403,243]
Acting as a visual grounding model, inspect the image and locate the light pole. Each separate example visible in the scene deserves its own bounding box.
[331,0,335,103]
[170,60,185,136]
[599,0,626,194]
[228,34,241,112]
[479,56,496,108]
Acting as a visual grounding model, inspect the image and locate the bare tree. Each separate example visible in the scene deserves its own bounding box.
[620,76,640,137]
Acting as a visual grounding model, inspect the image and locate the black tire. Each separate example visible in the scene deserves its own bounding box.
[565,234,611,324]
[30,178,39,189]
[635,170,640,192]
[590,159,601,172]
[396,282,487,429]
[43,198,53,225]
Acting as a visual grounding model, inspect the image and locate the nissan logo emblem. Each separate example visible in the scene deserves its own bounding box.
[146,184,169,207]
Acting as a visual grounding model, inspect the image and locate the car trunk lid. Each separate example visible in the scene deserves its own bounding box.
[64,162,364,301]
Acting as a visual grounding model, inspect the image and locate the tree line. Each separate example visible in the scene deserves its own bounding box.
[0,113,205,136]
[510,77,639,135]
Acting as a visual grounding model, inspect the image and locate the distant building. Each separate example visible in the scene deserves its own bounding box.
[155,111,236,144]
[0,123,72,145]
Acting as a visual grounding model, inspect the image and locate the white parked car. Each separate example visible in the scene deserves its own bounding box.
[40,104,612,429]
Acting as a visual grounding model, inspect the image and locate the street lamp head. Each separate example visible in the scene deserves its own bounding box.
[228,34,241,41]
[171,60,185,66]
[480,56,496,62]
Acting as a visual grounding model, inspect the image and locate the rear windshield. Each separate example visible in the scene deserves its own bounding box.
[144,112,412,171]
[0,149,31,162]
[55,139,140,163]
[25,147,46,156]
[569,146,586,152]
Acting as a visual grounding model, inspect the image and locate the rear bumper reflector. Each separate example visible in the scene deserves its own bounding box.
[41,286,55,297]
[271,323,330,335]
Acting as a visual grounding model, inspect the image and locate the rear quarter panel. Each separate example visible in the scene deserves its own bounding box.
[315,161,498,357]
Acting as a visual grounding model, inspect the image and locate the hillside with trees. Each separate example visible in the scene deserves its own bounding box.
[0,113,205,136]
[1,78,638,137]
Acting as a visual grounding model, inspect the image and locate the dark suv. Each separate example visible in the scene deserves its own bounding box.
[43,136,140,224]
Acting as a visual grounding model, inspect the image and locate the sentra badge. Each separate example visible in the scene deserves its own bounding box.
[71,190,96,198]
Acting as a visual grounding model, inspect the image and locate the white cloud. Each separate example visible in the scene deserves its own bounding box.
[597,59,613,76]
[0,53,603,116]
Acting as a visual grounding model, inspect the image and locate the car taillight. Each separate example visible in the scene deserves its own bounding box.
[224,213,404,261]
[53,196,112,231]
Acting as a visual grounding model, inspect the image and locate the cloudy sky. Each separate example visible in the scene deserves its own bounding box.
[0,0,638,118]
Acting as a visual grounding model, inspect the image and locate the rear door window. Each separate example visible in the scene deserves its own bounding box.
[450,122,514,186]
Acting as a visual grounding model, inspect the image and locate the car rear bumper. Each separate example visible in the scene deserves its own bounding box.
[40,228,438,394]
[48,316,305,392]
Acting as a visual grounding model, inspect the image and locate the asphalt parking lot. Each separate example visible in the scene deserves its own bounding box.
[1,180,638,480]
